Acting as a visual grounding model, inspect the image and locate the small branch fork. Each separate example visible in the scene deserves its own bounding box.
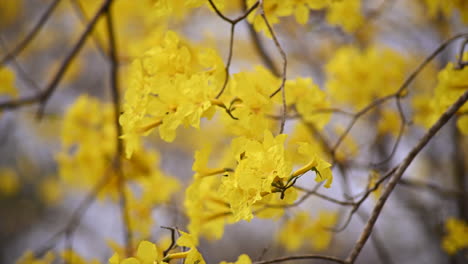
[210,0,288,134]
[207,0,260,99]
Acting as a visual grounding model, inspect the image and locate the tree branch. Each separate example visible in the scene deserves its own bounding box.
[346,89,468,263]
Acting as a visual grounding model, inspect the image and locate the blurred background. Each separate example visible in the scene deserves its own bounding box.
[0,0,467,263]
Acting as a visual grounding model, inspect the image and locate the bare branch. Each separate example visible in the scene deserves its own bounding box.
[346,89,468,263]
[105,5,133,254]
[0,0,114,116]
[0,0,62,65]
[253,254,346,264]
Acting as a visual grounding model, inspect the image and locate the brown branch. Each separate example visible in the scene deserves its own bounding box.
[105,6,133,255]
[346,89,468,263]
[0,36,41,91]
[208,0,260,99]
[253,254,346,264]
[241,0,279,76]
[33,172,113,257]
[70,0,109,60]
[0,0,62,65]
[398,178,464,198]
[161,226,178,256]
[331,33,468,156]
[259,3,287,134]
[452,127,468,220]
[0,0,114,116]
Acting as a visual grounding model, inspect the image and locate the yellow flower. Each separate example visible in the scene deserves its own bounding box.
[326,45,408,110]
[285,77,331,129]
[109,241,166,264]
[0,168,20,197]
[297,142,333,188]
[220,130,292,221]
[38,177,62,206]
[442,218,468,255]
[220,254,252,264]
[16,251,55,264]
[326,0,363,32]
[120,31,224,157]
[0,67,17,98]
[277,211,338,251]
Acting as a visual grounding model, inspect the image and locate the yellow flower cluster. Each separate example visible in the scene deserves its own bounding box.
[442,218,468,255]
[57,95,179,239]
[0,168,19,197]
[110,232,205,264]
[326,45,408,110]
[120,31,224,158]
[246,0,364,37]
[413,53,468,134]
[0,67,17,98]
[185,130,333,241]
[220,130,293,221]
[277,211,338,251]
[220,254,252,264]
[56,95,117,194]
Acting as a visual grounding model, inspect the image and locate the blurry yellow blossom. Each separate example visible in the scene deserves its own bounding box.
[377,109,401,137]
[285,77,331,129]
[220,254,252,264]
[57,95,179,203]
[246,0,363,36]
[38,177,62,206]
[326,45,408,110]
[368,170,382,199]
[326,0,363,32]
[0,67,18,98]
[61,250,101,264]
[0,168,20,197]
[0,0,22,27]
[442,218,468,255]
[457,115,468,135]
[332,125,359,162]
[110,240,166,264]
[277,211,338,251]
[185,175,233,241]
[420,0,468,23]
[16,251,55,264]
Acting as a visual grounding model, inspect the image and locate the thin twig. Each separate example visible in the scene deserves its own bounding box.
[0,0,114,116]
[105,6,133,255]
[0,36,41,91]
[161,226,178,256]
[253,254,346,264]
[69,0,109,60]
[240,0,279,76]
[208,0,259,99]
[346,89,468,263]
[331,33,468,156]
[33,172,113,257]
[259,3,287,134]
[0,0,62,65]
[398,178,463,198]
